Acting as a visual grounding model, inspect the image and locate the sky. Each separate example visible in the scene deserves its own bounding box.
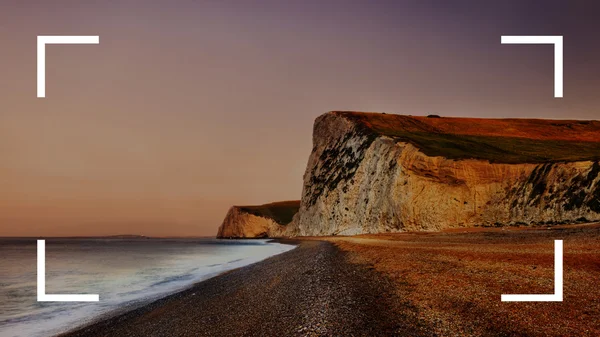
[1,1,600,236]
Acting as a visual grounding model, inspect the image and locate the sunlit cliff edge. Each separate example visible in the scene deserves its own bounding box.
[286,111,600,236]
[218,111,600,238]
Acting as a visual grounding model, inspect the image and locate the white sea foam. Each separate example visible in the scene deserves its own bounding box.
[0,238,295,337]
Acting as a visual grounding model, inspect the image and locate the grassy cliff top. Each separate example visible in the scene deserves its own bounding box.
[237,201,300,225]
[335,111,600,164]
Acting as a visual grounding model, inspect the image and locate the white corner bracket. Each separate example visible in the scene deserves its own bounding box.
[501,35,563,98]
[501,240,563,302]
[37,240,99,302]
[37,35,100,98]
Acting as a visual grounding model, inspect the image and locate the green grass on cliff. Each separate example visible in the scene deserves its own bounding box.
[337,111,600,164]
[238,201,300,225]
[386,131,600,164]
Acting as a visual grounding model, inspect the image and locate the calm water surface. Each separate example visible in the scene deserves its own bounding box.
[0,238,295,337]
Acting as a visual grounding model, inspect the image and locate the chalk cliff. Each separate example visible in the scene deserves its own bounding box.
[217,201,300,238]
[287,111,600,236]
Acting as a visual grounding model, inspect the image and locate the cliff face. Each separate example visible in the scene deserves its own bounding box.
[287,111,600,236]
[217,201,300,238]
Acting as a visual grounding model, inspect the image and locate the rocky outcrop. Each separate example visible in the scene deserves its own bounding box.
[287,111,600,236]
[217,201,300,238]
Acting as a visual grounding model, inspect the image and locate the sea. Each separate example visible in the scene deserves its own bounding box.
[0,238,295,337]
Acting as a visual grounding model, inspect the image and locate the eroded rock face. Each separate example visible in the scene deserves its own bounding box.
[287,112,600,236]
[217,206,283,238]
[217,201,300,238]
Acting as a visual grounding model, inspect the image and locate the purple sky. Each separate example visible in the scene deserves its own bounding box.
[1,1,600,236]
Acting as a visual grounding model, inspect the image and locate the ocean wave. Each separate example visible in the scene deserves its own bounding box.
[0,239,296,337]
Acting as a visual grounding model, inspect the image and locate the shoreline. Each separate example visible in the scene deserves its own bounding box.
[60,239,420,337]
[55,239,299,337]
[59,224,600,336]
